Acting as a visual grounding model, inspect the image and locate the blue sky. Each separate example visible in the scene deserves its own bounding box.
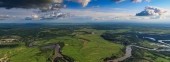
[60,0,170,21]
[64,0,170,10]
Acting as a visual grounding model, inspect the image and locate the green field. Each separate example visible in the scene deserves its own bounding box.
[0,29,124,62]
[0,45,48,62]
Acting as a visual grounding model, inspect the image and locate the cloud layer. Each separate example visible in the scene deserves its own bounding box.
[136,6,167,16]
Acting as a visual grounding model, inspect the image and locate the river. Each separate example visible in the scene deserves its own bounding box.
[107,45,132,62]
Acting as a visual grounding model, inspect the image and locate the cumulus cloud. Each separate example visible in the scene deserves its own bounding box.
[67,0,91,7]
[136,6,167,16]
[82,0,91,7]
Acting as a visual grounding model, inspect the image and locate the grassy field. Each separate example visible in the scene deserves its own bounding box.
[0,29,123,62]
[62,34,123,62]
[36,29,124,62]
[0,44,50,62]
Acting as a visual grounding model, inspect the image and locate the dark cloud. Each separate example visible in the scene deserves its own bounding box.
[0,0,52,8]
[0,0,92,8]
[136,6,167,16]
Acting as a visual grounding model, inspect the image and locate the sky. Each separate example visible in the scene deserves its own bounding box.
[64,0,170,9]
[0,0,170,23]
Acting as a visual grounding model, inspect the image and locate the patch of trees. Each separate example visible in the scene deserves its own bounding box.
[101,32,134,45]
[0,44,19,48]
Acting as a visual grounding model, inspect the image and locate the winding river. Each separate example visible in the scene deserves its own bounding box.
[107,45,132,62]
[107,44,170,62]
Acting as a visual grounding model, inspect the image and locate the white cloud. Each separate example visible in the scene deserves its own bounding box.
[81,0,91,7]
[63,8,170,21]
[67,0,91,7]
[0,8,39,20]
[63,9,133,21]
[136,6,167,16]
